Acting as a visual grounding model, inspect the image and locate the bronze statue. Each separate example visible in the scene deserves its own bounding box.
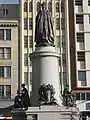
[62,85,76,107]
[35,2,54,47]
[14,84,30,110]
[21,84,30,109]
[14,89,22,108]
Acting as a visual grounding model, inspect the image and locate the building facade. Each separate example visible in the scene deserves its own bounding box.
[68,0,90,119]
[0,4,19,109]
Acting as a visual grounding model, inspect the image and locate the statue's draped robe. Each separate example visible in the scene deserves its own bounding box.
[35,9,54,46]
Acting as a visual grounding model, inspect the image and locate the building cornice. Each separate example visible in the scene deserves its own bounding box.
[0,20,18,27]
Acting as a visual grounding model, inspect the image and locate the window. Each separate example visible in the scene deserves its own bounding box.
[0,85,11,99]
[0,29,4,40]
[5,48,11,59]
[56,18,60,30]
[4,9,8,16]
[24,36,28,47]
[0,47,11,59]
[24,54,28,66]
[77,33,84,42]
[75,0,82,6]
[62,36,66,47]
[0,48,4,58]
[29,1,32,12]
[61,18,65,30]
[76,14,83,24]
[30,72,32,84]
[6,85,11,99]
[6,29,11,40]
[24,72,28,85]
[37,2,41,12]
[0,67,4,77]
[63,72,67,83]
[88,0,90,6]
[24,36,33,48]
[76,93,86,100]
[77,52,85,61]
[5,66,11,78]
[56,36,60,48]
[0,85,4,98]
[0,66,11,78]
[81,93,85,100]
[29,36,33,47]
[78,71,86,81]
[86,93,90,100]
[29,18,32,29]
[56,2,59,12]
[76,93,80,100]
[61,2,64,12]
[24,18,28,29]
[24,2,28,12]
[0,29,11,41]
[89,15,90,23]
[48,2,52,13]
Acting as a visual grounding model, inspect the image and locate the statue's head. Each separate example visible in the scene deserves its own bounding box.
[21,84,25,88]
[41,2,46,10]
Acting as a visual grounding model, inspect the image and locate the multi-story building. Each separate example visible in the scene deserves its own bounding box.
[0,4,19,110]
[68,0,90,118]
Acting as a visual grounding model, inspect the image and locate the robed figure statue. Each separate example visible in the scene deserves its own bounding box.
[35,2,54,47]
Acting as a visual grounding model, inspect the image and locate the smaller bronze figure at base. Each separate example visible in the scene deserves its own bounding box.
[38,84,57,106]
[21,84,30,110]
[62,85,76,107]
[14,89,23,108]
[14,84,30,110]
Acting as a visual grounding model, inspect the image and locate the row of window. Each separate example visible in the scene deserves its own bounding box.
[0,29,11,40]
[0,66,11,78]
[24,35,65,49]
[24,2,60,13]
[75,0,90,6]
[24,18,32,29]
[0,85,11,99]
[24,17,62,30]
[24,54,32,66]
[24,72,32,85]
[76,14,90,24]
[75,93,90,101]
[24,36,33,48]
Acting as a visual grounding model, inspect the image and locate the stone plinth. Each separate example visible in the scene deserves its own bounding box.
[30,47,62,106]
[12,106,80,120]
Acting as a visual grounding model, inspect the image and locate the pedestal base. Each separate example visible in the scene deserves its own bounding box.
[30,47,62,106]
[12,106,80,120]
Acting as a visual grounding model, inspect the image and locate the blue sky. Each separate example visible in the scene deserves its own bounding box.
[0,0,19,4]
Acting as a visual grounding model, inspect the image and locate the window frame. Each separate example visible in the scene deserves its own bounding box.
[78,71,86,81]
[76,14,83,24]
[75,0,82,6]
[77,33,84,42]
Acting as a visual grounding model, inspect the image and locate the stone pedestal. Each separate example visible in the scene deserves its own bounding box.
[12,106,80,120]
[30,47,62,106]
